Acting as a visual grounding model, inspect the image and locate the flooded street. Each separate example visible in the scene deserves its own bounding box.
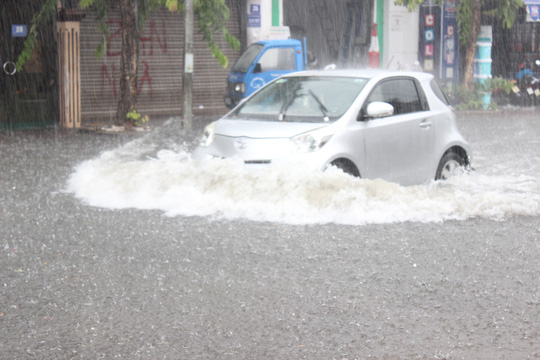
[1,109,540,359]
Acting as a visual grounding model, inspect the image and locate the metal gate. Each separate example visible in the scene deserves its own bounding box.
[0,0,57,131]
[79,3,242,124]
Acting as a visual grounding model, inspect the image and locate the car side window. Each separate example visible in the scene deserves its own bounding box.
[257,48,296,72]
[430,78,450,105]
[366,78,426,116]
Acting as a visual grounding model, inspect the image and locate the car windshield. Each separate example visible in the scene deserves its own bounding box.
[231,44,264,73]
[229,76,368,123]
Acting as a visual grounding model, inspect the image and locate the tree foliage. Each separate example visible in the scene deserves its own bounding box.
[394,0,523,90]
[456,0,522,45]
[394,0,443,11]
[395,0,523,48]
[17,0,240,125]
[167,0,241,67]
[15,0,56,71]
[17,0,240,69]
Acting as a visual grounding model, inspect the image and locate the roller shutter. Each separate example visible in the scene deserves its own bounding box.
[79,3,241,123]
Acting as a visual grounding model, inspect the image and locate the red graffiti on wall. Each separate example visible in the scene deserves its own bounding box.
[100,19,167,99]
[137,61,152,96]
[106,20,122,57]
[140,20,168,56]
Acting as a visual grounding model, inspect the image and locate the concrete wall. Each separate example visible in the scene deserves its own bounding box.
[246,0,286,45]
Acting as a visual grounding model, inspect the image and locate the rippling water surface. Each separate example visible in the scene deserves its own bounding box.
[66,116,540,225]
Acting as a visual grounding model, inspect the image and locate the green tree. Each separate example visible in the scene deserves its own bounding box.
[17,0,240,126]
[395,0,523,90]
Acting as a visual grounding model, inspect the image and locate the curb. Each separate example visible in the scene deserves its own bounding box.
[79,124,153,135]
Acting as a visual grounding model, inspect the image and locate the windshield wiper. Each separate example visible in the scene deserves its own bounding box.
[279,83,301,121]
[308,90,330,122]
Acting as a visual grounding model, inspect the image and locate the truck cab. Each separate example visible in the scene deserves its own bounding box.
[224,38,307,108]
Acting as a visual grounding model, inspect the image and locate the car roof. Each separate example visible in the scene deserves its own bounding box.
[283,69,435,82]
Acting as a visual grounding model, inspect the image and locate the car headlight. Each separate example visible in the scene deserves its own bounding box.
[234,82,246,93]
[291,126,334,153]
[199,121,217,147]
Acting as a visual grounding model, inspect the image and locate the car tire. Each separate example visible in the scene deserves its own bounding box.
[330,159,360,178]
[435,152,465,180]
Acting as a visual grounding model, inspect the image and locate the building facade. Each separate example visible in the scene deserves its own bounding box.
[4,0,537,130]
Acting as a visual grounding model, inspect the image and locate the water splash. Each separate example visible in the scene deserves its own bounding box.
[66,120,540,225]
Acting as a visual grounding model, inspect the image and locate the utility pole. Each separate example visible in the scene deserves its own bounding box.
[182,0,194,131]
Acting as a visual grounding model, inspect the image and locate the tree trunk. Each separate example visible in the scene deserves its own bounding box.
[117,0,139,126]
[463,0,482,90]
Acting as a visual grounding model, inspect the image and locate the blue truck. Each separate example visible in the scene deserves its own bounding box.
[224,38,308,108]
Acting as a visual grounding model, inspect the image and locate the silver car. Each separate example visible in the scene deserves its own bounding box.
[193,70,471,185]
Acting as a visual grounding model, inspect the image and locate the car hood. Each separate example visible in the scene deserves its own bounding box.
[215,119,331,139]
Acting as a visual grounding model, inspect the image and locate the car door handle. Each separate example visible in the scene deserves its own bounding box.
[419,120,432,129]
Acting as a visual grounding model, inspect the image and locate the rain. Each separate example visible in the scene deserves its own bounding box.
[2,0,540,359]
[64,114,540,225]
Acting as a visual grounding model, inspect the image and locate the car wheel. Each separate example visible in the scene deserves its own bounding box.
[435,152,465,180]
[330,159,360,177]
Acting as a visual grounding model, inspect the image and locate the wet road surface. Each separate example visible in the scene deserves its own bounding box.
[1,109,540,359]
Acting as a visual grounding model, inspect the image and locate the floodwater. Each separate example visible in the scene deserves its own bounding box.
[1,109,540,359]
[66,110,540,225]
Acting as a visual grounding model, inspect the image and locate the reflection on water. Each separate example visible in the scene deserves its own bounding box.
[66,119,540,225]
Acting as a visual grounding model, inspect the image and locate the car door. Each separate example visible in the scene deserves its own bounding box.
[361,77,434,185]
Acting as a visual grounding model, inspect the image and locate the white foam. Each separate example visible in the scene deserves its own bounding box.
[66,125,540,225]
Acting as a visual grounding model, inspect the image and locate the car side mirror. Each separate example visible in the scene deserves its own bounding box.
[254,63,262,73]
[360,101,394,121]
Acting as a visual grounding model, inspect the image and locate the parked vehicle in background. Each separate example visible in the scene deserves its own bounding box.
[224,38,308,108]
[196,70,471,186]
[510,60,540,107]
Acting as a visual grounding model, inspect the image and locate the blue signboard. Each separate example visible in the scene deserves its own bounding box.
[12,24,27,37]
[441,0,459,82]
[250,4,260,15]
[425,29,434,42]
[248,15,261,28]
[524,0,540,22]
[248,3,261,27]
